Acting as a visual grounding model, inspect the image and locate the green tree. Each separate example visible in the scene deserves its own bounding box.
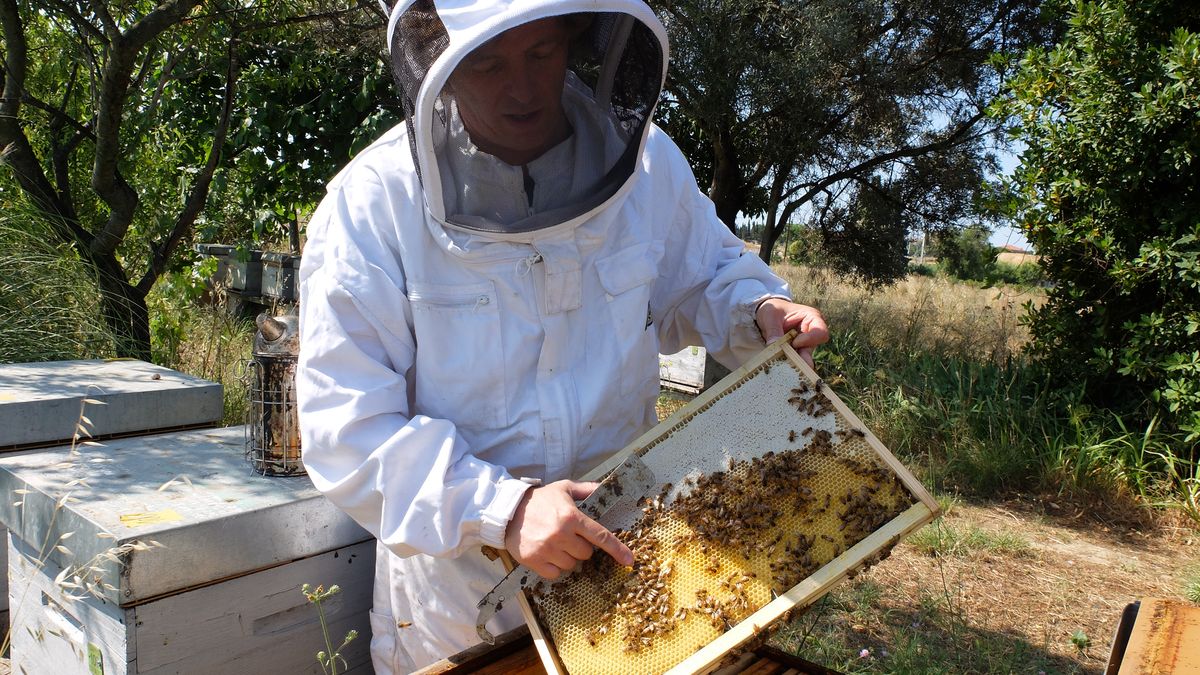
[651,0,1050,277]
[935,224,998,282]
[0,0,386,358]
[1000,0,1200,438]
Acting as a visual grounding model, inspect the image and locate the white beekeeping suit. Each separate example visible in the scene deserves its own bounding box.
[297,0,795,671]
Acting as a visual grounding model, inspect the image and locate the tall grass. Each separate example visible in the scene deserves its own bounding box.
[778,264,1199,522]
[0,214,123,362]
[147,272,256,426]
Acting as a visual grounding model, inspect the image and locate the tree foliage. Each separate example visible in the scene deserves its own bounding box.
[651,0,1049,282]
[1000,0,1200,438]
[0,0,389,358]
[935,224,997,282]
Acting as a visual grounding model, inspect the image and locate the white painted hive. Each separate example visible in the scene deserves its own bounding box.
[518,340,939,675]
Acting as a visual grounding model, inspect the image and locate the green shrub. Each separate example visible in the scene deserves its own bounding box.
[989,261,1045,287]
[934,226,998,283]
[999,0,1200,441]
[908,262,939,278]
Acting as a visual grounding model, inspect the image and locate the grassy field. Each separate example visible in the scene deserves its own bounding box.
[773,264,1196,521]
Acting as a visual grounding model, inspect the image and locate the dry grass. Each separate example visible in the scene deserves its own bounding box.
[773,264,1042,364]
[151,294,256,426]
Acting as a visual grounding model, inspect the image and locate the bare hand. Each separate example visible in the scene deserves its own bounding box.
[755,298,830,368]
[504,480,634,579]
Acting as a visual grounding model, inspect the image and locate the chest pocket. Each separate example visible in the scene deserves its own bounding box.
[595,243,661,397]
[407,280,508,429]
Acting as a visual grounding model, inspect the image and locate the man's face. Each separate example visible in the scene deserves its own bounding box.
[448,18,571,166]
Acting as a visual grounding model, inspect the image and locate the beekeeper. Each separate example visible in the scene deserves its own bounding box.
[296,0,829,672]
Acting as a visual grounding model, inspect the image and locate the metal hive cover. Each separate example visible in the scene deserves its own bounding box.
[516,338,939,675]
[0,426,369,606]
[0,359,223,449]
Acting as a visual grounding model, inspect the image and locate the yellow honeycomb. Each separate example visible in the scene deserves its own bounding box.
[527,352,922,675]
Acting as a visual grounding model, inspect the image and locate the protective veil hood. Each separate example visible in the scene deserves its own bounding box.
[381,0,668,232]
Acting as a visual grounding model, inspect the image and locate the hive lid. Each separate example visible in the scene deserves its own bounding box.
[0,359,223,449]
[516,337,939,675]
[0,425,370,606]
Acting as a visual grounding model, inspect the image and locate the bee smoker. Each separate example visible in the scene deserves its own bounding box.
[245,308,304,475]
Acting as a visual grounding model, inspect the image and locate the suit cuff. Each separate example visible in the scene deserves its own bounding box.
[479,478,534,548]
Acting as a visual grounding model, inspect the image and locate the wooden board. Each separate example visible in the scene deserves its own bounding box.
[1117,598,1200,674]
[414,628,842,675]
[659,347,707,394]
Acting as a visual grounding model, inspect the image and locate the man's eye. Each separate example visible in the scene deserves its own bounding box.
[469,59,501,74]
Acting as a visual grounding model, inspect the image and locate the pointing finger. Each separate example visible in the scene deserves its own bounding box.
[577,517,633,566]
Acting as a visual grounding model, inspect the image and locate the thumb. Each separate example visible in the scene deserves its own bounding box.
[756,301,785,344]
[566,480,600,501]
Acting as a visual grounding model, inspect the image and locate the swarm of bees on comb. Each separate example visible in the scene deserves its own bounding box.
[525,356,921,675]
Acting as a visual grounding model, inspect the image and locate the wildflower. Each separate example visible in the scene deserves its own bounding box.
[859,648,871,659]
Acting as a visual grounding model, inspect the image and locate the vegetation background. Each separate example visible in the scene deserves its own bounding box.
[2,0,1199,672]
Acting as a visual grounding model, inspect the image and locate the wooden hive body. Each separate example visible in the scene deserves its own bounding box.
[512,339,939,675]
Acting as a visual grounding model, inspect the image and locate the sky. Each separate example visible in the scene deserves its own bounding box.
[988,143,1031,251]
[990,224,1031,251]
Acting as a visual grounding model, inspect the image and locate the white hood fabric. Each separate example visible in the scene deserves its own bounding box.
[297,0,792,671]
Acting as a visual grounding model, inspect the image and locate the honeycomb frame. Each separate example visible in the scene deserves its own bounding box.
[510,337,940,675]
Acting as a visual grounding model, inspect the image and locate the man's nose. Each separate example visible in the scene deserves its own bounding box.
[505,66,536,104]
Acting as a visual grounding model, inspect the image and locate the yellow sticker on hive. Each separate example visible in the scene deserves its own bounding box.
[119,509,182,526]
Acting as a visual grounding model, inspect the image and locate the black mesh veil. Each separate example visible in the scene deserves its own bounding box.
[383,1,666,231]
[387,0,450,186]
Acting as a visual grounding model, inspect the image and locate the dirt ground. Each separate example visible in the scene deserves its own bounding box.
[807,494,1199,673]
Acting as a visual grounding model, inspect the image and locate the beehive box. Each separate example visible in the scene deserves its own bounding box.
[659,346,706,394]
[0,426,374,674]
[0,359,223,449]
[516,338,939,675]
[0,359,223,625]
[261,252,301,303]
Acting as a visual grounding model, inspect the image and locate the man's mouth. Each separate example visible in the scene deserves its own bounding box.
[505,110,540,124]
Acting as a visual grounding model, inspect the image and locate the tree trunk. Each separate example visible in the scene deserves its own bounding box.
[289,210,302,255]
[707,127,744,233]
[757,167,788,264]
[93,256,152,360]
[759,224,783,265]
